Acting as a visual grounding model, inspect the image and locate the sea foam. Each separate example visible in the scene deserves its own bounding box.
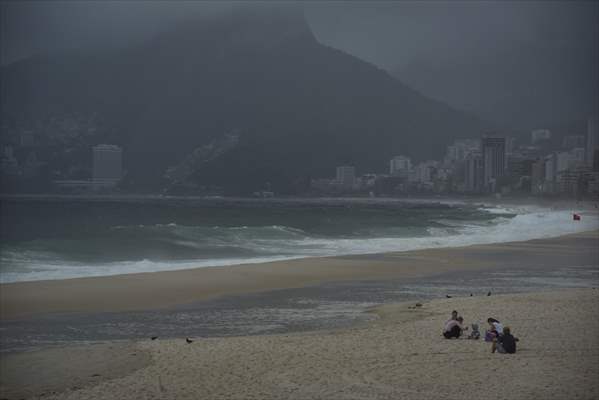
[1,204,597,283]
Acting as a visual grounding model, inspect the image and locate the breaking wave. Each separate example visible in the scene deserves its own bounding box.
[1,203,597,283]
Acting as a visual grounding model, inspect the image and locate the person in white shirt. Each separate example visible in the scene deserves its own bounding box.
[486,317,503,341]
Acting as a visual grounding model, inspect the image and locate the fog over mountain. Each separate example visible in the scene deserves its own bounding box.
[1,2,597,193]
[2,6,490,193]
[391,16,598,130]
[2,1,597,131]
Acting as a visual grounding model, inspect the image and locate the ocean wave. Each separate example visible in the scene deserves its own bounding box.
[2,205,597,283]
[0,255,306,283]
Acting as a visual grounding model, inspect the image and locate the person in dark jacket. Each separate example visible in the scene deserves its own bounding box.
[492,326,519,354]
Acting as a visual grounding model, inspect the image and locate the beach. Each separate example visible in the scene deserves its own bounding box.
[2,288,598,400]
[2,230,598,319]
[1,231,598,399]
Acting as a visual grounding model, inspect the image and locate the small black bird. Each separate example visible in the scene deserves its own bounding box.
[446,295,452,298]
[470,293,473,297]
[151,336,158,340]
[186,337,194,344]
[487,291,492,296]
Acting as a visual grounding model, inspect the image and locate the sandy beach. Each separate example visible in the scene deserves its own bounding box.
[0,230,597,399]
[1,230,598,319]
[1,288,597,400]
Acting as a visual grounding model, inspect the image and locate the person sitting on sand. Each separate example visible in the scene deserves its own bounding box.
[446,310,459,324]
[492,326,519,354]
[467,323,480,340]
[485,317,504,341]
[443,316,466,339]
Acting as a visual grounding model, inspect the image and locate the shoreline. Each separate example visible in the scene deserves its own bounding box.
[3,195,597,285]
[2,288,597,400]
[2,230,597,320]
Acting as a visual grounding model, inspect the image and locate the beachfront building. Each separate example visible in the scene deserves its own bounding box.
[481,135,506,192]
[464,152,483,193]
[411,161,437,183]
[336,165,356,187]
[587,115,599,168]
[444,139,480,164]
[389,155,411,178]
[531,158,545,194]
[506,153,536,192]
[93,144,122,185]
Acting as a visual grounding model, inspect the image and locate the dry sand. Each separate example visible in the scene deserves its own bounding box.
[2,288,598,400]
[2,230,598,319]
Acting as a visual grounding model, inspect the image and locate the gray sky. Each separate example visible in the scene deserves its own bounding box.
[2,0,597,70]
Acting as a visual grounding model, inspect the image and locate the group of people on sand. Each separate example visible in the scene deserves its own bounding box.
[442,310,519,354]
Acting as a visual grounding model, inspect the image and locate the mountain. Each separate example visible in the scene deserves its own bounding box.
[392,39,598,132]
[1,7,491,194]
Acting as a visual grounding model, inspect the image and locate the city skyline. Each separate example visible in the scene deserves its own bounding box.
[315,117,599,198]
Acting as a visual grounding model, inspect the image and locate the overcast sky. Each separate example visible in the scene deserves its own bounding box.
[2,0,597,70]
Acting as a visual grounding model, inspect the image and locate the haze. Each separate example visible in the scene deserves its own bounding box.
[2,0,597,128]
[2,1,596,68]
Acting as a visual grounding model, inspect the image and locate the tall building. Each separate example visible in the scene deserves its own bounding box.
[445,139,480,164]
[587,116,598,168]
[389,155,411,176]
[93,144,122,184]
[531,158,545,194]
[544,153,557,183]
[507,153,534,179]
[445,145,458,163]
[481,136,506,192]
[570,148,585,165]
[505,137,516,154]
[464,152,483,192]
[412,161,437,184]
[555,151,574,173]
[336,165,356,187]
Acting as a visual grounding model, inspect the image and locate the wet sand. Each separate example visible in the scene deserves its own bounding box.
[2,288,597,400]
[1,230,598,319]
[0,342,151,400]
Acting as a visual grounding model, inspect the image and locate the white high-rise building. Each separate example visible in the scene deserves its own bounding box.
[93,144,122,184]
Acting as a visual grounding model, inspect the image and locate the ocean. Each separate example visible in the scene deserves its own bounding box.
[1,196,597,283]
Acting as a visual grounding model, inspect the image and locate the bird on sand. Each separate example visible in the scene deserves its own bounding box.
[446,295,452,298]
[487,291,492,296]
[186,338,194,344]
[151,336,158,340]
